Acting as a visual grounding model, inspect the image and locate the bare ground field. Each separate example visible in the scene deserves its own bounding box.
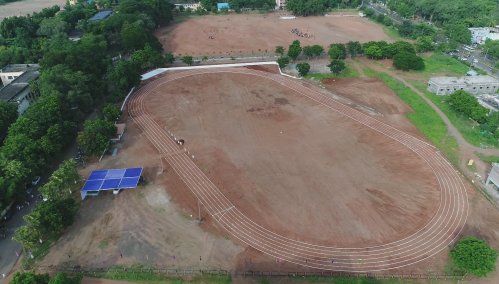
[156,13,391,56]
[38,68,499,277]
[0,0,65,20]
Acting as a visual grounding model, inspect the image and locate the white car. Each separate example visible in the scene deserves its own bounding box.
[31,176,41,186]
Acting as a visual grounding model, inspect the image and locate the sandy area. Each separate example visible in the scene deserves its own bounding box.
[157,13,391,56]
[145,71,439,247]
[0,0,65,20]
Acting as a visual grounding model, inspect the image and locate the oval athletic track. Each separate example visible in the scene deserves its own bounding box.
[128,67,469,272]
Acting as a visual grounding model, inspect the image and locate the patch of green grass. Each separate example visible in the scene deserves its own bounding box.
[86,266,231,284]
[364,68,459,165]
[382,25,404,41]
[306,67,359,80]
[420,52,470,77]
[476,153,499,164]
[410,80,499,148]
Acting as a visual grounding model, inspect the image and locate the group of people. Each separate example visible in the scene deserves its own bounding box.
[290,28,312,38]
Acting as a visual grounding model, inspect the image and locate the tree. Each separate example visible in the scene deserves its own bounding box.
[450,237,497,277]
[275,46,284,55]
[303,45,323,58]
[39,159,80,201]
[445,23,471,45]
[296,62,310,76]
[10,272,50,284]
[102,104,122,122]
[182,55,194,66]
[131,44,165,72]
[37,17,69,37]
[484,39,499,60]
[77,119,116,156]
[364,45,383,59]
[164,52,175,64]
[415,36,435,53]
[287,40,302,60]
[398,20,414,38]
[0,101,18,142]
[328,44,346,60]
[328,59,345,74]
[448,90,488,123]
[277,56,290,68]
[108,60,141,96]
[346,41,362,58]
[393,52,425,71]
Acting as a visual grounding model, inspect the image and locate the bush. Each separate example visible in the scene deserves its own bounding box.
[287,40,302,60]
[296,62,310,76]
[277,56,290,68]
[393,52,425,71]
[450,237,497,277]
[328,59,345,74]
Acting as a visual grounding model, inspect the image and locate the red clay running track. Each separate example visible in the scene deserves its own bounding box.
[127,67,469,272]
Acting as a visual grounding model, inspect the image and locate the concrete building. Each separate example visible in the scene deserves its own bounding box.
[276,0,286,9]
[427,75,499,96]
[174,2,201,10]
[469,27,499,44]
[486,163,499,191]
[0,68,40,114]
[0,64,39,86]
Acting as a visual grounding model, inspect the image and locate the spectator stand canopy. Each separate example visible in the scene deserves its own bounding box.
[81,167,143,199]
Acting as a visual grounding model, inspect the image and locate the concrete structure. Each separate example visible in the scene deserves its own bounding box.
[174,2,201,10]
[276,0,286,9]
[217,2,229,11]
[427,75,499,96]
[0,64,38,86]
[469,27,499,44]
[486,163,499,191]
[110,123,126,142]
[0,68,40,114]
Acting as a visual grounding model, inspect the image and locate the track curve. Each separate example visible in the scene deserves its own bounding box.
[127,67,469,272]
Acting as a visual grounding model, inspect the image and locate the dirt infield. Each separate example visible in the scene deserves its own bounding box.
[0,0,65,20]
[144,71,439,247]
[157,13,391,56]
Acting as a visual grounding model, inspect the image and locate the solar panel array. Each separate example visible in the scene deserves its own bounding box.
[81,167,143,192]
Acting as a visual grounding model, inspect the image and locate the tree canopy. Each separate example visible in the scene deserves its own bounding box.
[296,62,311,76]
[448,90,489,123]
[450,237,497,277]
[287,40,302,60]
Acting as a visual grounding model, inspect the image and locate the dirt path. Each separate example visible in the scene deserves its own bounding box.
[364,62,499,158]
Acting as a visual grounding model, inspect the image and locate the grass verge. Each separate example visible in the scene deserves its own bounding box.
[410,80,499,148]
[476,153,499,164]
[306,67,359,80]
[419,52,470,77]
[364,68,459,165]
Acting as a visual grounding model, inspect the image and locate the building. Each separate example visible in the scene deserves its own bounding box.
[275,0,286,9]
[469,27,499,44]
[427,75,499,96]
[174,2,201,10]
[0,67,40,114]
[486,163,499,191]
[0,64,39,86]
[217,2,229,11]
[89,10,113,22]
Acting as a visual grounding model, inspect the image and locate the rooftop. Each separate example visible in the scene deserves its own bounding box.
[89,10,113,22]
[0,64,39,73]
[429,75,499,85]
[0,70,40,102]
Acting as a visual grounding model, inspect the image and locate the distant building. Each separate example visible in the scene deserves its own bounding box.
[427,75,499,96]
[174,2,201,10]
[486,163,499,192]
[275,0,286,9]
[217,2,229,11]
[469,27,499,44]
[0,67,40,114]
[89,10,113,22]
[0,64,38,86]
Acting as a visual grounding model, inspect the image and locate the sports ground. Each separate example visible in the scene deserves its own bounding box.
[126,66,469,272]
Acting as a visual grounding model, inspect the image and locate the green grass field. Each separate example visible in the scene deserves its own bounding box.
[410,81,499,148]
[419,52,470,77]
[364,68,459,165]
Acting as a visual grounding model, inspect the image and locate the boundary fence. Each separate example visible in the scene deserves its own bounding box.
[37,265,469,281]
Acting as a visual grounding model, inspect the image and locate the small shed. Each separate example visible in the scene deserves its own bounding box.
[217,2,229,11]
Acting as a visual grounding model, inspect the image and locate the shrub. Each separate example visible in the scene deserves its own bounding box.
[450,237,497,277]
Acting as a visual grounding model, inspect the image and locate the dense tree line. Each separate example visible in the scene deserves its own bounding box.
[11,271,82,284]
[484,39,499,60]
[286,0,362,16]
[0,0,174,210]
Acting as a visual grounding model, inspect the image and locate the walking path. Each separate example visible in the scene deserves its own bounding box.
[365,62,499,158]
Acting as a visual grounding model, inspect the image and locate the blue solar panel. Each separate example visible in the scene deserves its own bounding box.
[119,177,140,188]
[82,179,104,191]
[124,168,142,177]
[81,167,143,194]
[88,170,107,180]
[101,179,121,190]
[106,169,126,179]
